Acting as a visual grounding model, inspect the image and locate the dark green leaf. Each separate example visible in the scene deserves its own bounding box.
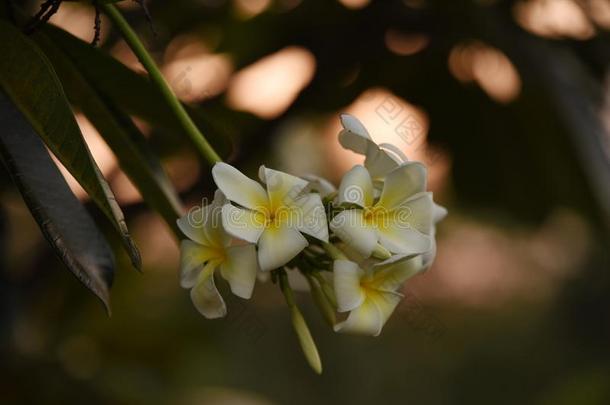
[0,91,114,312]
[34,31,184,237]
[0,20,140,270]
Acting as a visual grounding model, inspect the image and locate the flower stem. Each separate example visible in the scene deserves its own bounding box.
[312,272,337,308]
[304,273,336,327]
[321,242,347,261]
[279,269,322,374]
[101,4,222,165]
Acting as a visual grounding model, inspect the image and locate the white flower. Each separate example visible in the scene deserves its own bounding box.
[177,191,258,319]
[339,114,408,181]
[330,164,434,258]
[212,162,329,271]
[333,254,424,336]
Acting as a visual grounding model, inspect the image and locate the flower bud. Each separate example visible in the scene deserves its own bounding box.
[306,275,336,327]
[372,243,392,260]
[290,306,323,374]
[279,269,323,374]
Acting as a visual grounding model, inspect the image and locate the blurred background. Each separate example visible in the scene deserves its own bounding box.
[2,0,610,403]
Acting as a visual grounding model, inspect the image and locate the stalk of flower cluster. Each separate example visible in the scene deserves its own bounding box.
[312,271,337,308]
[101,4,222,166]
[278,269,322,374]
[321,242,347,261]
[304,273,336,327]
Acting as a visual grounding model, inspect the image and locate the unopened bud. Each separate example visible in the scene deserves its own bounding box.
[372,243,391,260]
[290,306,323,374]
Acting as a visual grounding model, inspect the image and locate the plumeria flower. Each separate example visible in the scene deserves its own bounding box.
[177,191,258,319]
[339,114,408,182]
[333,254,425,336]
[212,163,329,271]
[330,163,434,258]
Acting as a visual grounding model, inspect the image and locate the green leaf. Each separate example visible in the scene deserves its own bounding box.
[0,20,141,270]
[43,24,232,159]
[0,91,114,312]
[33,31,184,237]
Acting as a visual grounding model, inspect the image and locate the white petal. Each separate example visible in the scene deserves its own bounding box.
[334,298,383,336]
[364,147,402,180]
[221,204,266,243]
[378,162,427,210]
[376,223,432,255]
[209,190,232,245]
[220,244,258,299]
[370,254,424,291]
[178,203,228,248]
[179,240,219,288]
[378,143,408,163]
[337,241,369,264]
[337,165,374,207]
[334,286,402,336]
[293,193,329,242]
[432,202,448,224]
[302,174,337,198]
[190,266,227,319]
[212,162,269,211]
[339,129,373,157]
[333,260,365,312]
[257,223,308,271]
[368,290,402,333]
[373,253,414,267]
[393,192,434,235]
[259,166,308,211]
[421,238,437,270]
[212,188,228,206]
[330,210,377,257]
[339,114,372,149]
[419,201,444,270]
[177,205,213,246]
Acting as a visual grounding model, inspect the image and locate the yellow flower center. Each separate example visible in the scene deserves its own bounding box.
[263,206,297,228]
[363,205,388,226]
[360,276,381,297]
[210,245,228,262]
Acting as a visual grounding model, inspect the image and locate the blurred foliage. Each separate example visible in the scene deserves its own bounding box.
[1,0,610,403]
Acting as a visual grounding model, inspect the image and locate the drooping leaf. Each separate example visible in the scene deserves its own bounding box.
[43,24,232,159]
[0,20,140,270]
[0,91,114,312]
[34,32,184,237]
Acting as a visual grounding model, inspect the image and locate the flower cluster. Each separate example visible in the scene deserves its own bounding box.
[177,114,446,372]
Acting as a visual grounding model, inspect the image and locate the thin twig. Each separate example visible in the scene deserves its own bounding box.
[24,0,61,34]
[91,0,101,46]
[100,3,222,165]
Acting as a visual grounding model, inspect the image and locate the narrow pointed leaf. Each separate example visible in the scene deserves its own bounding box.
[0,21,140,270]
[43,24,232,158]
[33,32,184,237]
[0,91,114,312]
